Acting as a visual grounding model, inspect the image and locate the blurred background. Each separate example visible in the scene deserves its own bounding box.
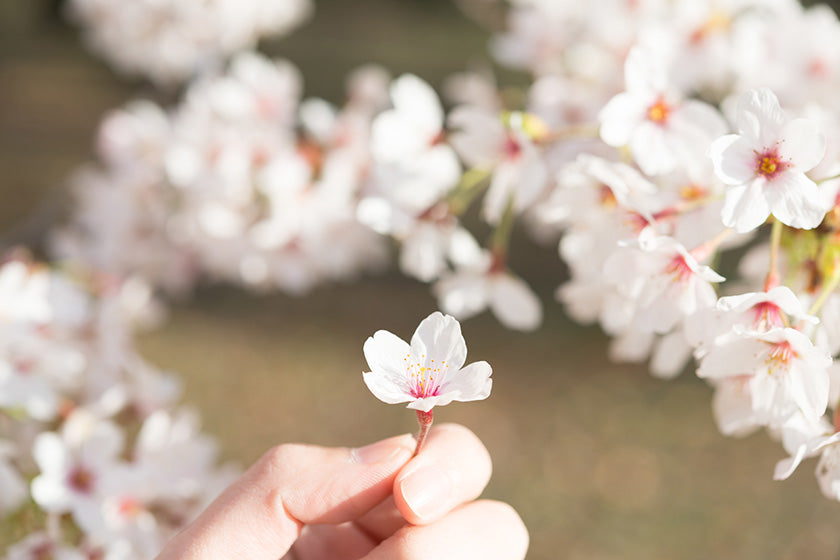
[3,0,840,558]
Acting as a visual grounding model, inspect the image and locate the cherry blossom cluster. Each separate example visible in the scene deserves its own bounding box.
[54,52,389,298]
[488,0,840,499]
[66,0,312,85]
[47,0,840,515]
[0,255,235,559]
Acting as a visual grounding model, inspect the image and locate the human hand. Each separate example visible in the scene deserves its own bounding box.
[156,423,528,560]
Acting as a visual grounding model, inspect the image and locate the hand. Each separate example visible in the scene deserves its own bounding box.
[156,423,528,560]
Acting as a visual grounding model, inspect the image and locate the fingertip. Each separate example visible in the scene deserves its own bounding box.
[393,423,493,525]
[477,500,530,559]
[395,463,455,524]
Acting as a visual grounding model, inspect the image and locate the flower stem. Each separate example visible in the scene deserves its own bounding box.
[765,219,783,291]
[808,261,840,317]
[490,197,517,262]
[689,228,732,263]
[535,124,601,144]
[447,167,491,216]
[413,409,434,456]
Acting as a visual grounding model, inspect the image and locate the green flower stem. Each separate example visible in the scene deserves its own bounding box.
[446,167,491,216]
[490,197,517,263]
[807,260,840,317]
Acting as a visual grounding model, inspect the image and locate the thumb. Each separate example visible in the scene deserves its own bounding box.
[157,434,414,560]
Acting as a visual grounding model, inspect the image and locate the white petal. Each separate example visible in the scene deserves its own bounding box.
[364,330,411,383]
[371,111,428,162]
[650,331,692,379]
[512,146,549,211]
[721,181,771,233]
[489,274,542,331]
[31,475,72,512]
[599,93,642,147]
[434,273,489,320]
[400,224,446,282]
[407,393,457,412]
[391,74,443,133]
[778,118,826,171]
[482,165,516,224]
[696,336,768,379]
[445,360,493,402]
[765,173,826,230]
[711,135,757,184]
[737,88,784,143]
[631,123,676,176]
[774,443,809,481]
[362,371,412,405]
[447,106,505,166]
[410,312,468,371]
[32,432,69,474]
[624,46,666,95]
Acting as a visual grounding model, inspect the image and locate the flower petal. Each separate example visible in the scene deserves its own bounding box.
[391,74,444,132]
[778,118,826,171]
[363,330,411,393]
[407,393,457,412]
[489,274,542,331]
[765,172,826,230]
[721,181,771,233]
[446,360,493,402]
[710,135,756,185]
[410,312,468,371]
[362,370,412,405]
[696,335,768,379]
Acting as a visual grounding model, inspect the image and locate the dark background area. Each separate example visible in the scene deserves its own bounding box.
[3,1,840,558]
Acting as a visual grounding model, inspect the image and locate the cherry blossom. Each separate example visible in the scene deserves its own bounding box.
[363,312,492,412]
[599,46,727,176]
[448,107,548,224]
[709,88,827,232]
[67,0,312,85]
[697,327,831,427]
[434,250,543,332]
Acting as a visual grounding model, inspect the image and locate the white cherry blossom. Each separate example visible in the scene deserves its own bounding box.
[448,107,548,224]
[434,251,542,332]
[600,46,727,176]
[697,327,831,427]
[709,88,827,232]
[363,312,492,412]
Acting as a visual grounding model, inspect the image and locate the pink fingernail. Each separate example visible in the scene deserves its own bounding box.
[399,465,453,521]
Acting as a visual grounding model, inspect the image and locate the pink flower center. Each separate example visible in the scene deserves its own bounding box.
[646,97,671,125]
[679,183,707,201]
[405,353,449,398]
[664,255,693,284]
[752,301,784,330]
[754,148,789,180]
[67,465,96,495]
[767,340,796,374]
[599,185,617,208]
[503,134,522,159]
[118,496,143,519]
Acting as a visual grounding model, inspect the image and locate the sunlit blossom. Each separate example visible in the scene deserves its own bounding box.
[363,312,492,412]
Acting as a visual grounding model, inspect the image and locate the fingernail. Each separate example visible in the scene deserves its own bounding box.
[399,465,453,521]
[352,439,406,464]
